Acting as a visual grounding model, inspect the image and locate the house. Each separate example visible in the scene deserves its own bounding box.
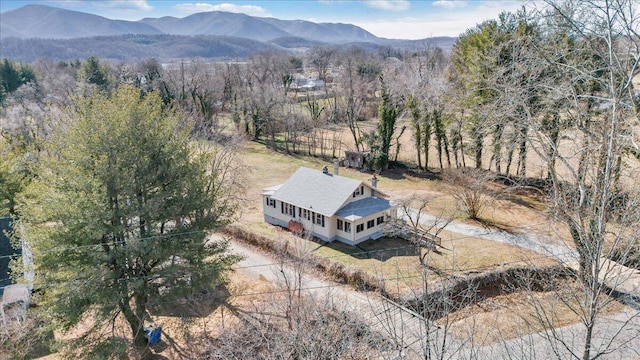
[0,217,18,296]
[262,166,397,245]
[0,217,33,295]
[1,217,31,326]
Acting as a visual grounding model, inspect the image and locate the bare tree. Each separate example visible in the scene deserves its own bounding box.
[373,196,482,359]
[445,168,497,221]
[207,233,390,359]
[494,1,640,359]
[307,45,335,83]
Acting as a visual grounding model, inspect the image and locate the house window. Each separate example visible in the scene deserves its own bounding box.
[356,223,364,233]
[281,202,285,214]
[266,197,276,208]
[367,219,375,229]
[344,222,351,233]
[377,216,384,225]
[314,213,325,227]
[337,219,344,231]
[302,209,308,220]
[353,185,364,198]
[282,203,295,217]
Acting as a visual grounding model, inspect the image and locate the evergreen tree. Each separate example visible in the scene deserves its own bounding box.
[18,85,242,356]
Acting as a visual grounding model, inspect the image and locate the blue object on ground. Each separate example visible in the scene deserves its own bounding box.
[144,324,162,345]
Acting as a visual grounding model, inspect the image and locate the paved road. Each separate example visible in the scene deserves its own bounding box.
[474,306,640,359]
[228,239,456,359]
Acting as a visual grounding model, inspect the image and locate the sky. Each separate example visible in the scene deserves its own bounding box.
[0,0,526,40]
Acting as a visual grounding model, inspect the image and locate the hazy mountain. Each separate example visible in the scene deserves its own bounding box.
[138,12,291,41]
[0,4,457,61]
[1,4,380,43]
[249,18,379,43]
[0,5,162,39]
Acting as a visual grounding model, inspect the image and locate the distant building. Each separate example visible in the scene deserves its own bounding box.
[0,217,31,326]
[344,150,369,170]
[0,217,18,296]
[262,166,396,245]
[0,218,32,296]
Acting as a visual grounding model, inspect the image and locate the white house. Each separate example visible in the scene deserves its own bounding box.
[262,166,397,245]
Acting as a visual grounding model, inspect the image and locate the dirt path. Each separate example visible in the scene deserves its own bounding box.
[405,209,640,296]
[404,209,578,263]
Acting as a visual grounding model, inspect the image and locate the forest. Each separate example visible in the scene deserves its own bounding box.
[1,1,639,359]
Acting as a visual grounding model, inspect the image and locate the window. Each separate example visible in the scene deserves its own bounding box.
[314,213,325,227]
[266,197,276,208]
[356,223,364,233]
[377,216,384,225]
[344,222,351,233]
[353,185,364,198]
[302,209,308,220]
[367,219,375,229]
[337,219,344,231]
[282,203,295,217]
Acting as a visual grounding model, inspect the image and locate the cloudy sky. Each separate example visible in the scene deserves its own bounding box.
[0,0,525,39]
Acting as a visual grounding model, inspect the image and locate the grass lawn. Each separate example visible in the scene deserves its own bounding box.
[233,139,562,298]
[308,231,558,298]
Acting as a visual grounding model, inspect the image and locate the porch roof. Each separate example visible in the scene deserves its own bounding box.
[335,196,392,221]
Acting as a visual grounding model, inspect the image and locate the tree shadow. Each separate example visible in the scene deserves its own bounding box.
[321,237,418,262]
[150,332,192,359]
[475,217,519,235]
[149,284,230,318]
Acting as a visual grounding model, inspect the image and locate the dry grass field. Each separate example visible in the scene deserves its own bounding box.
[228,133,634,346]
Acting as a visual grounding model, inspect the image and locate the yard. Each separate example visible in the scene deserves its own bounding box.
[224,134,639,347]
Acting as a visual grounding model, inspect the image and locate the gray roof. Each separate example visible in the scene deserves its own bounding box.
[269,167,364,216]
[261,185,281,196]
[335,197,393,221]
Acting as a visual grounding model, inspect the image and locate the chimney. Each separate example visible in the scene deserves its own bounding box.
[333,159,339,176]
[370,173,378,188]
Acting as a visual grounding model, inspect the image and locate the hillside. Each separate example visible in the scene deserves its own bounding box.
[0,4,456,61]
[0,4,379,42]
[0,4,162,39]
[0,35,282,62]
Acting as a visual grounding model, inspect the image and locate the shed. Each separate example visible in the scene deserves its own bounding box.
[344,150,369,170]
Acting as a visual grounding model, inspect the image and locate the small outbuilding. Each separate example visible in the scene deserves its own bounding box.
[344,150,369,170]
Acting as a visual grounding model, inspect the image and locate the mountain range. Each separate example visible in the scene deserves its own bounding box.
[0,5,456,62]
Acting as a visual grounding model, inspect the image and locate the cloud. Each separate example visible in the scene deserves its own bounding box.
[363,0,410,11]
[432,1,468,10]
[91,0,153,11]
[173,3,272,17]
[353,1,523,39]
[353,0,523,40]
